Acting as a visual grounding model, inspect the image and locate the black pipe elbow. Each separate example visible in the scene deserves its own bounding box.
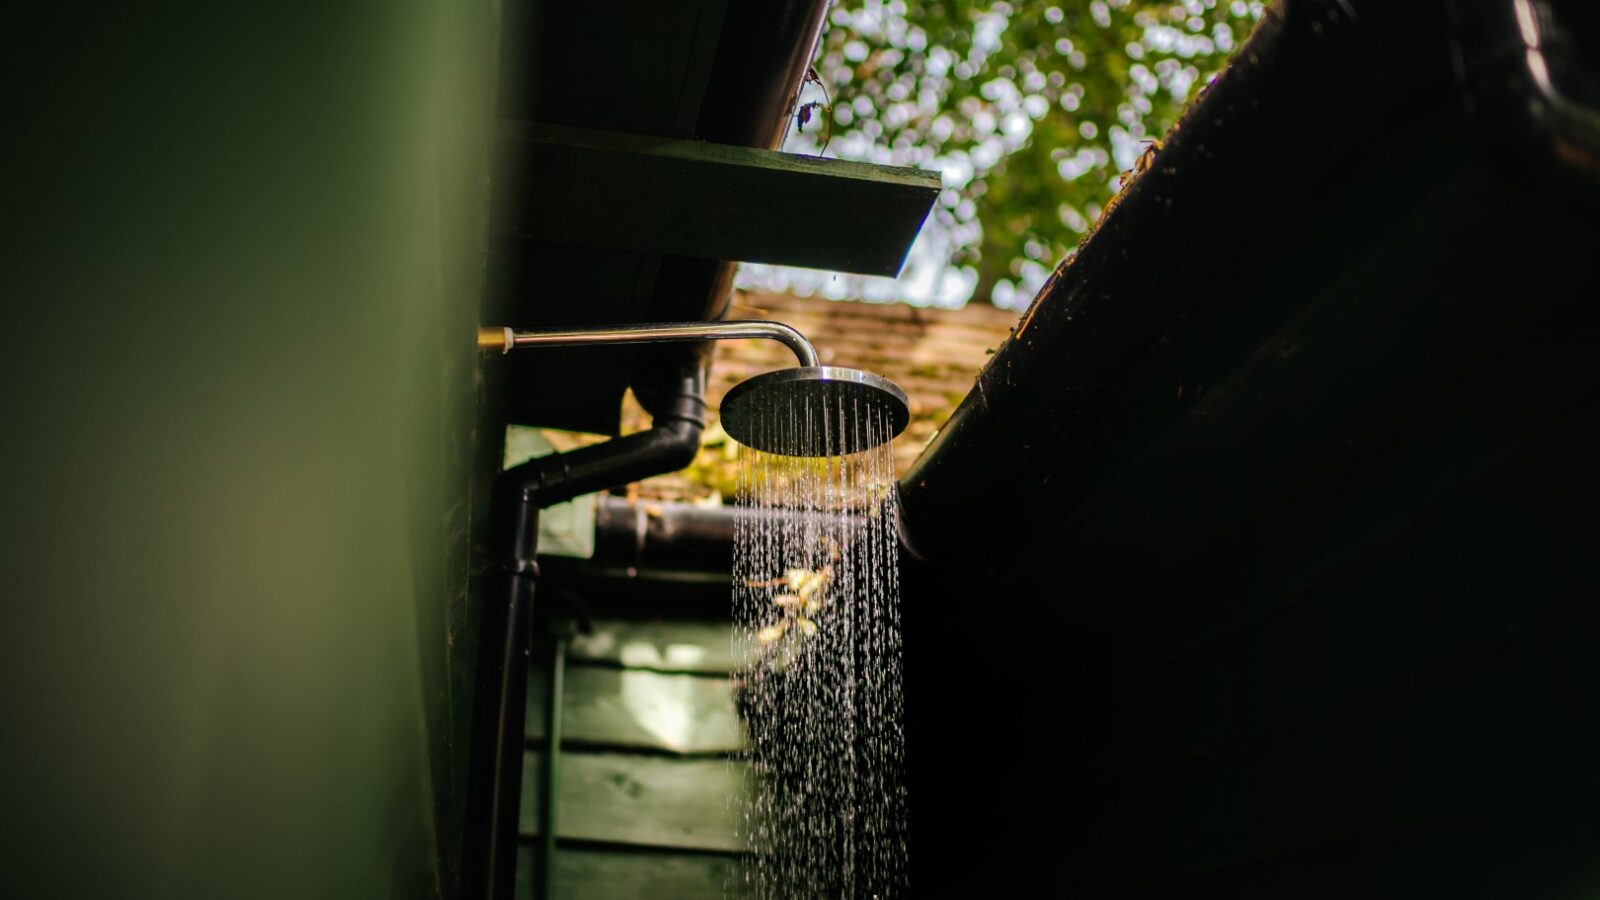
[503,349,708,514]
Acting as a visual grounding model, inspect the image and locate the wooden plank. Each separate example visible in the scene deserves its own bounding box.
[567,619,740,673]
[517,846,743,900]
[528,664,745,754]
[496,122,941,276]
[520,751,748,852]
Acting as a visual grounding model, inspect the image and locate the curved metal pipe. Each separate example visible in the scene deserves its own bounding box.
[479,320,821,368]
[480,318,819,368]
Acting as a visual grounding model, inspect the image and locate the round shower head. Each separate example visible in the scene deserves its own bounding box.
[720,366,911,457]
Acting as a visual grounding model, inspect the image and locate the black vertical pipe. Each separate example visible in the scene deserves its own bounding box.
[488,496,538,900]
[463,350,706,900]
[462,492,539,900]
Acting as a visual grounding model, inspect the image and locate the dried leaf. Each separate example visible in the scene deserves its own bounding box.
[795,617,817,637]
[784,568,813,592]
[791,568,831,601]
[756,621,789,646]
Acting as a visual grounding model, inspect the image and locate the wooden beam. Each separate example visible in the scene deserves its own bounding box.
[496,121,941,277]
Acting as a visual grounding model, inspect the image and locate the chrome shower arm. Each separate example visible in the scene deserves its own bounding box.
[478,320,821,368]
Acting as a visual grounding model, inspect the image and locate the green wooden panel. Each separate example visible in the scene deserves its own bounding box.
[528,664,744,753]
[568,619,741,674]
[520,751,747,852]
[1,0,495,895]
[518,846,744,900]
[496,122,941,276]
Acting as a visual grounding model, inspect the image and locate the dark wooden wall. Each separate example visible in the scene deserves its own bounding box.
[903,397,1600,896]
[895,3,1600,894]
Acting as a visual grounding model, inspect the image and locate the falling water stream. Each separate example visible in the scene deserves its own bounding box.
[731,393,908,899]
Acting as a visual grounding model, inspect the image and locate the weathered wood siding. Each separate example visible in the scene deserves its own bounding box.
[517,848,739,900]
[519,619,749,896]
[517,752,746,851]
[527,667,743,754]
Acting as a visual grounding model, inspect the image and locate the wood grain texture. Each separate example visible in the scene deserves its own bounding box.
[568,619,740,673]
[527,663,745,754]
[519,751,747,852]
[517,846,743,900]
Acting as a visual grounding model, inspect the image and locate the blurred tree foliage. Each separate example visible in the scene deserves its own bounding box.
[803,0,1266,306]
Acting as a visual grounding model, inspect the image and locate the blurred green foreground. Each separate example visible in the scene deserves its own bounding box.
[2,4,497,897]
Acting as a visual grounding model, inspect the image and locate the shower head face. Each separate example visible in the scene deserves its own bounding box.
[720,366,911,457]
